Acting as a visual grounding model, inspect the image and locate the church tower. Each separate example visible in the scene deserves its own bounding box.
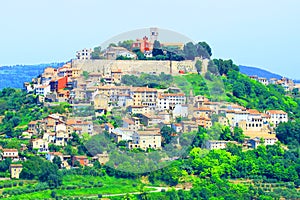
[150,27,159,42]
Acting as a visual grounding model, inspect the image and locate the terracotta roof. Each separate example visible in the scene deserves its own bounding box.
[195,117,211,121]
[98,85,131,90]
[73,156,87,159]
[142,114,162,119]
[194,107,212,111]
[230,104,246,109]
[66,119,92,126]
[158,93,185,98]
[248,109,261,115]
[173,123,182,127]
[261,114,271,118]
[37,85,49,89]
[111,69,122,73]
[131,87,157,92]
[235,111,250,114]
[2,149,18,152]
[123,118,135,125]
[29,120,39,125]
[58,90,70,95]
[10,164,22,167]
[48,152,63,156]
[137,131,161,136]
[267,110,287,115]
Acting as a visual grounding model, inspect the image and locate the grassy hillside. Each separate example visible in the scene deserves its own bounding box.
[174,70,300,118]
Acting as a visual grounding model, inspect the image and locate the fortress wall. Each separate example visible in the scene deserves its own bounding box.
[71,59,205,75]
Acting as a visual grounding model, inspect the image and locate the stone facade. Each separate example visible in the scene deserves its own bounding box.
[71,59,205,75]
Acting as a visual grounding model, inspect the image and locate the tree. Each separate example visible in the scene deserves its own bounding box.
[233,127,246,143]
[196,43,210,59]
[118,40,134,50]
[52,156,62,168]
[213,59,239,75]
[220,126,233,141]
[195,60,202,74]
[0,158,11,172]
[197,42,212,57]
[51,191,56,198]
[20,157,62,187]
[233,82,246,98]
[183,42,197,60]
[208,60,219,75]
[161,126,175,145]
[205,72,213,81]
[276,120,300,146]
[91,46,101,59]
[153,40,161,49]
[109,43,117,47]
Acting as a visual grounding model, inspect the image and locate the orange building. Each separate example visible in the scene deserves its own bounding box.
[72,156,89,166]
[50,76,68,92]
[132,36,153,53]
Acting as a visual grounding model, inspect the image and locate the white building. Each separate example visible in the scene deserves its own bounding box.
[35,85,51,96]
[76,48,92,60]
[173,104,189,118]
[110,128,134,143]
[266,110,288,127]
[249,137,278,148]
[157,93,186,111]
[205,140,236,150]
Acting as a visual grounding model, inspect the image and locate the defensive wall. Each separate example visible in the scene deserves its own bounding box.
[71,59,209,76]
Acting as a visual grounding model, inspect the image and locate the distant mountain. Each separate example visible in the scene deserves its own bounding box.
[239,65,282,80]
[0,63,65,90]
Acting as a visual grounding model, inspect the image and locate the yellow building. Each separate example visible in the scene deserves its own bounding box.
[111,69,122,83]
[131,87,158,109]
[10,164,23,179]
[193,107,213,118]
[71,68,82,78]
[128,129,161,150]
[93,93,109,111]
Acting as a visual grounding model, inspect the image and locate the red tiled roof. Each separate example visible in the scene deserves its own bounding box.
[267,110,287,115]
[2,149,18,152]
[194,107,212,111]
[123,118,134,125]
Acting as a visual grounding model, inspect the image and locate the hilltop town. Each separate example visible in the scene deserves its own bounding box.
[7,28,291,171]
[0,28,300,199]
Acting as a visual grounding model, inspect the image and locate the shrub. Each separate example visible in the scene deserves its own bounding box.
[132,183,138,187]
[97,182,103,187]
[161,189,166,192]
[19,181,24,186]
[51,191,57,198]
[98,194,102,198]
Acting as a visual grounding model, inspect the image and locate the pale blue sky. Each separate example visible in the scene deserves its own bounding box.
[0,0,299,78]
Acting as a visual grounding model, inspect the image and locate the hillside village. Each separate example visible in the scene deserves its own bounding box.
[4,65,289,179]
[0,28,296,182]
